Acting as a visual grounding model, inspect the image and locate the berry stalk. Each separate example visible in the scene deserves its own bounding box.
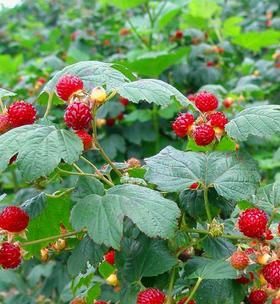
[203,187,212,222]
[184,277,203,304]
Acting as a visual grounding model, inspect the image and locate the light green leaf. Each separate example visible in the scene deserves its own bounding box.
[116,79,189,107]
[225,105,280,141]
[71,184,180,249]
[188,0,221,19]
[145,146,260,200]
[116,234,177,282]
[222,17,243,37]
[255,183,280,214]
[0,124,83,180]
[0,88,16,99]
[232,30,280,51]
[43,61,130,93]
[99,0,148,9]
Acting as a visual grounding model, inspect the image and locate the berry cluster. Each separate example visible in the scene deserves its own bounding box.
[228,207,280,303]
[172,91,229,146]
[0,206,29,269]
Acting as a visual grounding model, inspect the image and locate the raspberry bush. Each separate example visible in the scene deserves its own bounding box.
[0,1,279,304]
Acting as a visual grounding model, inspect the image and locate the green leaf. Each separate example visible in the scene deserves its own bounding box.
[202,237,235,259]
[99,134,126,159]
[232,30,280,51]
[255,183,280,214]
[71,184,180,249]
[0,124,83,181]
[187,258,237,280]
[99,0,148,9]
[120,48,189,77]
[22,193,47,219]
[145,146,260,201]
[72,176,105,201]
[156,2,181,30]
[0,88,16,99]
[222,17,243,37]
[116,234,177,282]
[43,61,129,94]
[225,105,280,141]
[99,262,115,279]
[214,136,236,152]
[24,195,71,255]
[116,79,189,107]
[67,236,106,277]
[188,0,221,19]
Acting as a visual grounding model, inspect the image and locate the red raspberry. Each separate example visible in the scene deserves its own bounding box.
[238,208,268,238]
[194,91,218,112]
[172,113,195,138]
[207,112,228,129]
[0,113,11,133]
[0,206,29,233]
[56,75,84,101]
[104,250,115,265]
[245,248,255,255]
[95,302,107,304]
[193,124,215,146]
[178,297,196,304]
[137,288,165,304]
[8,101,37,128]
[248,290,268,304]
[64,102,92,130]
[175,30,184,40]
[106,118,115,127]
[223,98,233,108]
[119,96,129,106]
[272,298,280,304]
[278,222,280,235]
[75,130,92,151]
[187,94,196,102]
[236,272,254,285]
[264,229,273,240]
[117,113,124,121]
[0,242,21,269]
[230,251,249,270]
[206,61,215,67]
[189,182,199,190]
[262,260,280,289]
[38,77,46,85]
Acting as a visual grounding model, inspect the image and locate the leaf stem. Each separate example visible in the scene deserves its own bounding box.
[185,277,203,304]
[126,15,150,49]
[203,187,212,222]
[46,187,75,198]
[43,92,54,118]
[145,3,154,48]
[21,229,86,247]
[166,267,176,304]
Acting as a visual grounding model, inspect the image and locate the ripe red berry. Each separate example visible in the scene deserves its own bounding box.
[194,91,218,112]
[223,98,233,108]
[262,260,280,289]
[56,75,84,101]
[95,301,107,304]
[0,242,21,269]
[75,130,92,151]
[64,102,92,130]
[193,124,215,146]
[0,113,11,133]
[104,250,115,265]
[0,206,29,233]
[238,208,268,238]
[278,222,280,235]
[272,298,280,304]
[207,112,228,129]
[187,94,196,102]
[189,183,199,190]
[106,118,115,127]
[137,288,165,304]
[172,113,195,138]
[8,101,37,128]
[264,229,273,240]
[175,30,184,40]
[206,61,215,67]
[38,77,46,85]
[119,96,129,106]
[248,290,268,304]
[117,113,124,121]
[230,251,249,270]
[236,272,254,285]
[178,297,196,304]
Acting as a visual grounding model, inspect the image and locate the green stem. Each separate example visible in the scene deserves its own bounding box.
[92,114,122,178]
[11,170,19,192]
[21,229,86,247]
[166,267,176,304]
[126,15,150,49]
[203,187,212,222]
[185,277,203,304]
[46,187,75,198]
[145,3,154,48]
[43,92,54,118]
[183,228,249,240]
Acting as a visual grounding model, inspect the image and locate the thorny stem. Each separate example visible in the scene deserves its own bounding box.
[203,187,212,222]
[43,92,54,118]
[185,277,203,304]
[21,229,87,247]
